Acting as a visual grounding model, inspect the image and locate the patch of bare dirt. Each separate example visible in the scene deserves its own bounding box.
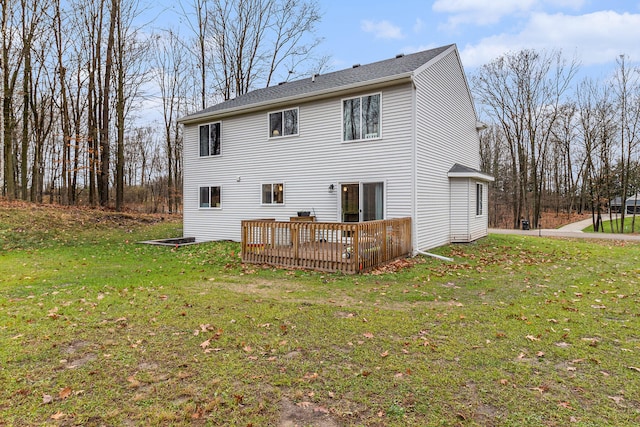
[279,398,339,427]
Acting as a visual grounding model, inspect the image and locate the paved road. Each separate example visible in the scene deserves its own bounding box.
[489,217,640,242]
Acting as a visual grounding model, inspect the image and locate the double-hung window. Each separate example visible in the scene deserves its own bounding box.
[262,183,284,205]
[269,108,298,138]
[200,186,221,208]
[199,122,221,156]
[476,183,484,216]
[343,93,381,141]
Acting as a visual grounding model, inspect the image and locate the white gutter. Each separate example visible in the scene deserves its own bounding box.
[415,249,454,262]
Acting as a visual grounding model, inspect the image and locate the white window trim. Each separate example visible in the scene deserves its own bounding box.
[199,185,222,209]
[199,122,222,157]
[476,182,484,216]
[341,92,382,143]
[268,107,299,139]
[260,182,286,205]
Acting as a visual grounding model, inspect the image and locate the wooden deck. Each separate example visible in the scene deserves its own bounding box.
[241,217,412,273]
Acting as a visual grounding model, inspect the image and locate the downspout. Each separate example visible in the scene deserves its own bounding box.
[415,249,454,262]
[410,77,418,256]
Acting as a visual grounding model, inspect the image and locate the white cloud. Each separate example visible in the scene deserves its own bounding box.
[432,0,586,27]
[433,0,537,26]
[459,11,640,67]
[361,20,405,40]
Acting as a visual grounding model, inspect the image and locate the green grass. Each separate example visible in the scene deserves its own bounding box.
[1,203,640,426]
[583,216,640,234]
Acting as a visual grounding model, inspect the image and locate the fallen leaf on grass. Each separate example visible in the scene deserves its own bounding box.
[42,394,53,404]
[59,387,72,399]
[127,375,141,388]
[297,401,313,408]
[380,351,389,358]
[530,384,549,394]
[525,335,540,342]
[50,412,66,420]
[303,372,319,381]
[363,332,374,339]
[608,395,625,405]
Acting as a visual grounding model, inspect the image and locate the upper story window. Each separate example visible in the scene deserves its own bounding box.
[343,93,381,141]
[262,183,284,205]
[269,108,298,138]
[199,122,221,156]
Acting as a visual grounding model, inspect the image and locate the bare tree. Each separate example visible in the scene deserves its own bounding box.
[614,54,640,232]
[473,49,579,229]
[575,77,617,231]
[153,30,189,214]
[114,0,149,211]
[204,0,322,101]
[2,0,22,199]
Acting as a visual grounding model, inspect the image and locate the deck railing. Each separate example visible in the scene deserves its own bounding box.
[241,217,412,274]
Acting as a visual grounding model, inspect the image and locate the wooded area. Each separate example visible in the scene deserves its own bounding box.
[0,0,323,212]
[2,0,639,233]
[473,49,640,232]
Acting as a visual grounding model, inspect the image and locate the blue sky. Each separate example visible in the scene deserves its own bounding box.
[312,0,640,78]
[142,0,640,119]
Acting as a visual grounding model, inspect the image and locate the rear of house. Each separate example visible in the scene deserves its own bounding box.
[179,44,492,253]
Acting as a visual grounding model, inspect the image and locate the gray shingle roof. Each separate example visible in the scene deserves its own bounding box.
[448,163,494,181]
[181,44,454,121]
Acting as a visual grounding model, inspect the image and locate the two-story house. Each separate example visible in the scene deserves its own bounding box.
[178,44,493,254]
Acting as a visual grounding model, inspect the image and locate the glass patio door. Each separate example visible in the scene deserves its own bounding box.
[340,182,384,222]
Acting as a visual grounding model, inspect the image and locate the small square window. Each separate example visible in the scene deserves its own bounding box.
[261,183,284,204]
[200,186,221,208]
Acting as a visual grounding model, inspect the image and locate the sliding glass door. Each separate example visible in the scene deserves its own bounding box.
[340,181,384,222]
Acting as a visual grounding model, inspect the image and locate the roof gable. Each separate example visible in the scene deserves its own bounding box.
[180,44,455,123]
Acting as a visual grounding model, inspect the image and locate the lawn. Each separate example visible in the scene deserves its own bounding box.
[1,203,639,426]
[583,216,640,234]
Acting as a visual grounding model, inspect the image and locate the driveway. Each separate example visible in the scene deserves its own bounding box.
[489,216,640,242]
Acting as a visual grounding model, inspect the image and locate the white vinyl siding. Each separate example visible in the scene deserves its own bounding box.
[183,45,488,248]
[470,181,489,240]
[449,179,488,242]
[449,179,471,242]
[413,48,484,250]
[183,84,413,242]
